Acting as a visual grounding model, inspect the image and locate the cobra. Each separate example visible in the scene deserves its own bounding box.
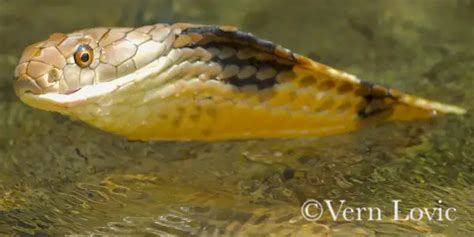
[13,23,466,141]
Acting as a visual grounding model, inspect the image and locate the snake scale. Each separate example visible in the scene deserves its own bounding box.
[13,23,466,140]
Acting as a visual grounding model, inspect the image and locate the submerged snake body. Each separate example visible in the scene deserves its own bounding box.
[14,23,465,140]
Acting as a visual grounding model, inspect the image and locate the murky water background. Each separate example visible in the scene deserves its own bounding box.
[0,0,473,236]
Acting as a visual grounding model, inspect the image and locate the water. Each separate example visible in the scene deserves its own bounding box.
[0,0,473,236]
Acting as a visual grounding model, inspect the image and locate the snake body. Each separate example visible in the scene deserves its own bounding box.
[14,23,465,140]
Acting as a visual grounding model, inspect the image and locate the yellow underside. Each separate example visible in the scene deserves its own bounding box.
[126,98,362,141]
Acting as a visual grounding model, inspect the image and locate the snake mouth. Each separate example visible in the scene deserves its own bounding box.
[14,72,81,97]
[19,82,113,109]
[64,88,82,95]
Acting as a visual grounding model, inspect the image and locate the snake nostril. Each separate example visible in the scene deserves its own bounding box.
[48,68,61,83]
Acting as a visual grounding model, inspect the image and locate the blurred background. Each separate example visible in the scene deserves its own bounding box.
[0,0,473,236]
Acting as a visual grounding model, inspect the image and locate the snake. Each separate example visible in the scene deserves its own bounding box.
[13,23,466,141]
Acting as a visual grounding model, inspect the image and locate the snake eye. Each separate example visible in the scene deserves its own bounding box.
[74,44,93,68]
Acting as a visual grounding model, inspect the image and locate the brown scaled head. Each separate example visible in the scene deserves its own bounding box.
[13,30,102,97]
[14,25,171,98]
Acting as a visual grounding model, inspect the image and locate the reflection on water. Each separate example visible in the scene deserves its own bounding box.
[0,0,473,236]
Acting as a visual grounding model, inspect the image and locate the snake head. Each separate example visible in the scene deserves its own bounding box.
[14,25,171,100]
[14,31,99,96]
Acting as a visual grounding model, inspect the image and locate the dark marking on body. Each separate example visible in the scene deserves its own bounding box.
[227,77,277,90]
[357,80,399,119]
[181,26,297,62]
[220,58,287,90]
[182,26,276,51]
[199,43,294,90]
[180,25,298,91]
